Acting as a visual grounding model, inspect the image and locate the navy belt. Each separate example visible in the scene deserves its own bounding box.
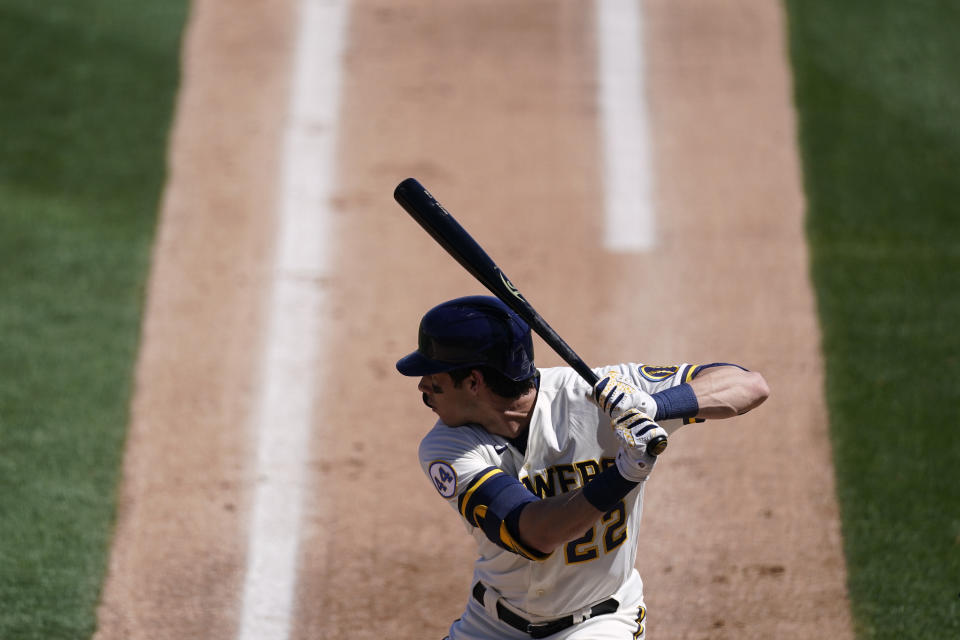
[472,582,619,639]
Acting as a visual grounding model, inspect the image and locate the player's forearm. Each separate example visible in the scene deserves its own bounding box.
[690,366,769,419]
[516,490,603,554]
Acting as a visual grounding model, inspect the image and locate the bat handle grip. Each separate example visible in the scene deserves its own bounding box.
[647,434,668,457]
[580,367,668,456]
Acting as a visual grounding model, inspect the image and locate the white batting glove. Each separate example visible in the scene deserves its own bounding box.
[591,372,668,456]
[592,371,658,421]
[615,445,657,482]
[611,407,668,456]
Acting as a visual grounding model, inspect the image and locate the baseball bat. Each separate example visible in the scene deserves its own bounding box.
[393,177,667,456]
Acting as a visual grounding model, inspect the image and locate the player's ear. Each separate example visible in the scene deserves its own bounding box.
[467,368,484,393]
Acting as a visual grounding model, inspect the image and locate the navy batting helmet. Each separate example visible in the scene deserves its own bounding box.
[396,296,536,381]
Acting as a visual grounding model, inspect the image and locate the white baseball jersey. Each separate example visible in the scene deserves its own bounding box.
[419,362,699,620]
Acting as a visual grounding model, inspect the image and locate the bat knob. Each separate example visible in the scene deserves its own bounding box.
[647,435,668,457]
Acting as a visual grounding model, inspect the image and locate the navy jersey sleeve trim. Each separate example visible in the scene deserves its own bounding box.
[691,362,748,377]
[458,466,549,561]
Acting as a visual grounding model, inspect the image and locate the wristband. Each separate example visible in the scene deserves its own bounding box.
[651,383,699,420]
[582,464,639,513]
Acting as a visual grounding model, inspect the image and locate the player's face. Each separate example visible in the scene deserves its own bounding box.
[418,373,475,426]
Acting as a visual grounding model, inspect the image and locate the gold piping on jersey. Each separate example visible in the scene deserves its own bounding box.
[459,467,503,524]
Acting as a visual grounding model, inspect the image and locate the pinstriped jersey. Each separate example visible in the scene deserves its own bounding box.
[418,362,698,618]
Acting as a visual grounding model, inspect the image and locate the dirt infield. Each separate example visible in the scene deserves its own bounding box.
[95,1,853,638]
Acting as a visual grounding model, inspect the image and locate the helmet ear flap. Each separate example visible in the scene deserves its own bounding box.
[506,332,535,380]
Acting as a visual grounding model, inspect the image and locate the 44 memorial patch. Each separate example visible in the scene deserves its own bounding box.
[429,460,457,498]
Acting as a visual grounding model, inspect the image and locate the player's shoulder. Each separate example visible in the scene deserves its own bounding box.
[535,366,589,395]
[418,421,507,501]
[418,420,500,464]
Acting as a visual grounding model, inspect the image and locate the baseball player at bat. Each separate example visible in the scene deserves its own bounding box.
[396,296,769,639]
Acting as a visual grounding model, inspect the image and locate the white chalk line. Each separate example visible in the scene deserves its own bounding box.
[236,1,646,635]
[236,1,349,639]
[597,0,656,252]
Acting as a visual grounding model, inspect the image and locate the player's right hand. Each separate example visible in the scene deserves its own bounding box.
[591,371,658,421]
[611,408,668,455]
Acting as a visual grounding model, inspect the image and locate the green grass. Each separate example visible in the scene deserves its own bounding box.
[785,0,960,637]
[0,1,187,637]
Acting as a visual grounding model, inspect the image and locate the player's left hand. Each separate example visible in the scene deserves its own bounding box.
[591,371,658,421]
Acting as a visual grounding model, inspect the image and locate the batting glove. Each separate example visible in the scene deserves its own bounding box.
[591,371,668,454]
[592,371,658,421]
[611,407,668,456]
[616,444,658,482]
